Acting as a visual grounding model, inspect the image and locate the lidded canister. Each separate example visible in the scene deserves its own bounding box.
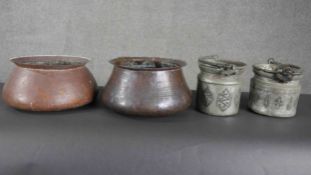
[197,55,246,116]
[249,58,303,117]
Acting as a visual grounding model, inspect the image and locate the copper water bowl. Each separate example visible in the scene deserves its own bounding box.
[2,55,97,111]
[101,57,192,116]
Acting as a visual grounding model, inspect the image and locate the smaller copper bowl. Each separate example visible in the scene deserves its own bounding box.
[101,57,192,116]
[2,55,97,111]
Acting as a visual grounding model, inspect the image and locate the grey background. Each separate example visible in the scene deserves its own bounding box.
[0,0,310,93]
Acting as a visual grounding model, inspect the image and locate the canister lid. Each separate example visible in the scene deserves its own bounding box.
[253,58,303,82]
[198,55,246,76]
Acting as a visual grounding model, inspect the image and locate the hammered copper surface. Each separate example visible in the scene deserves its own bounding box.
[2,56,97,111]
[101,57,192,116]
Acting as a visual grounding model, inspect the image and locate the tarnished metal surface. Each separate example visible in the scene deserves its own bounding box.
[196,55,246,116]
[2,56,97,111]
[249,58,303,117]
[101,57,192,116]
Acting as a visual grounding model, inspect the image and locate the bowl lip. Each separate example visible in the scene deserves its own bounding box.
[9,55,91,69]
[110,57,187,71]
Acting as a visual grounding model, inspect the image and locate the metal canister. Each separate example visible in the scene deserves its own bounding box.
[249,58,303,117]
[197,55,246,116]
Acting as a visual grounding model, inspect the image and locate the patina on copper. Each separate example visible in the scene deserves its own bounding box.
[2,55,97,111]
[101,57,192,116]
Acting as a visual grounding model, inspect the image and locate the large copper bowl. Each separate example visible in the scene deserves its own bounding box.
[101,57,192,116]
[2,55,97,111]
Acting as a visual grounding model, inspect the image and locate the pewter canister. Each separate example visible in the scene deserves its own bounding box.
[197,56,246,116]
[249,58,303,118]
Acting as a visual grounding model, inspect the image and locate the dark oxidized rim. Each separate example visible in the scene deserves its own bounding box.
[10,55,90,69]
[110,57,187,71]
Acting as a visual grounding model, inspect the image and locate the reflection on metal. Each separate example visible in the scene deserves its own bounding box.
[196,55,246,116]
[249,58,303,117]
[2,56,97,111]
[101,57,192,117]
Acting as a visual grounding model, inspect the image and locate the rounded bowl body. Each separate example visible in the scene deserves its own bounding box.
[101,57,192,116]
[2,56,97,111]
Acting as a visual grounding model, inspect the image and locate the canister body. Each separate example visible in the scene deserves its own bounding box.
[197,73,242,116]
[249,75,301,117]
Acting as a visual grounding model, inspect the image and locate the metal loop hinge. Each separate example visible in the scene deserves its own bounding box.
[219,64,237,76]
[268,58,294,82]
